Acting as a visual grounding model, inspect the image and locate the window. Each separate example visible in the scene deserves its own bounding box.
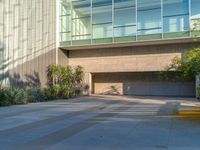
[163,0,189,33]
[60,0,71,42]
[114,0,136,38]
[72,0,91,42]
[191,0,200,32]
[92,0,112,40]
[137,0,162,35]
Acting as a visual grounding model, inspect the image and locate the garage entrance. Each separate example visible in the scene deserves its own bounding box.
[92,72,195,97]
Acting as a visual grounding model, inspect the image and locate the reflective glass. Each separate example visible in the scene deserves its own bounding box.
[92,0,112,40]
[137,0,162,35]
[72,0,91,42]
[191,0,200,31]
[163,0,189,33]
[114,0,136,38]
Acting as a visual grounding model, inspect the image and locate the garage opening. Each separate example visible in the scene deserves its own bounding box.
[92,72,195,97]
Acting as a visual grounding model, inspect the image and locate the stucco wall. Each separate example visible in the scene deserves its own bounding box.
[0,0,57,87]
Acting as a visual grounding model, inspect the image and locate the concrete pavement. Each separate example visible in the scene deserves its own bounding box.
[0,95,200,150]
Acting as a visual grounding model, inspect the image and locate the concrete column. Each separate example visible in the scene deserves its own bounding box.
[83,72,92,95]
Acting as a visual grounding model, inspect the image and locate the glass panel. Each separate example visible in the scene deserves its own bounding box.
[60,0,71,16]
[72,0,91,42]
[137,0,162,35]
[92,0,112,42]
[163,0,189,33]
[60,15,71,33]
[114,0,136,27]
[191,0,200,35]
[92,0,112,24]
[114,25,136,37]
[114,0,136,39]
[60,0,71,42]
[72,17,91,38]
[93,23,112,39]
[61,32,71,42]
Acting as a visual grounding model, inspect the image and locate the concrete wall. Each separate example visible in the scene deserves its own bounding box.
[69,43,200,73]
[93,72,195,97]
[0,0,57,87]
[68,43,199,96]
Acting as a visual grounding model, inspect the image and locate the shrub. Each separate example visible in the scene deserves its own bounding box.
[161,48,200,80]
[73,87,81,96]
[47,64,84,99]
[27,88,47,103]
[44,85,61,100]
[0,87,7,106]
[44,88,54,100]
[60,84,73,98]
[4,88,28,105]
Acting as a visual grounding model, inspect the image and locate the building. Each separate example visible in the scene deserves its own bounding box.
[0,0,200,97]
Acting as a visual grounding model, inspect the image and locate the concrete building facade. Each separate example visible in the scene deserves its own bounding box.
[1,0,200,97]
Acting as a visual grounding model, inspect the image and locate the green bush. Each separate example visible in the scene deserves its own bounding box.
[0,64,85,106]
[44,85,61,100]
[4,88,28,105]
[60,84,73,99]
[27,88,47,102]
[0,87,7,106]
[161,48,200,80]
[47,64,84,99]
[73,87,81,96]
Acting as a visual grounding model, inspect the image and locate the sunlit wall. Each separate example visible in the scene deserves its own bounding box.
[60,0,200,46]
[0,0,57,87]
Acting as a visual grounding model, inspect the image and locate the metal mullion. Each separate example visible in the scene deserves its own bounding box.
[91,0,92,45]
[92,22,112,26]
[114,5,136,10]
[136,0,138,41]
[161,0,163,39]
[112,0,114,43]
[189,0,192,37]
[72,16,90,20]
[114,24,137,28]
[70,1,72,46]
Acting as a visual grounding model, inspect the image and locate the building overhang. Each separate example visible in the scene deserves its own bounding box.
[59,37,200,51]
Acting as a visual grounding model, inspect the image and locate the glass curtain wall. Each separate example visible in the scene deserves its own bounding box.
[137,0,162,40]
[114,0,136,42]
[163,0,190,38]
[191,0,200,36]
[92,0,112,44]
[60,0,71,45]
[72,0,91,45]
[60,0,200,46]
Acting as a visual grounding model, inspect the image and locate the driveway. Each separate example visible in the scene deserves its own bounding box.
[0,95,200,150]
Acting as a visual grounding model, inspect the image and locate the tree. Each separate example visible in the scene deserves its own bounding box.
[161,20,200,97]
[161,48,200,80]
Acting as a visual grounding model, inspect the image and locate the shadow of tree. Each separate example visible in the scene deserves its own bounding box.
[0,41,42,88]
[102,85,121,95]
[25,71,41,88]
[8,71,41,88]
